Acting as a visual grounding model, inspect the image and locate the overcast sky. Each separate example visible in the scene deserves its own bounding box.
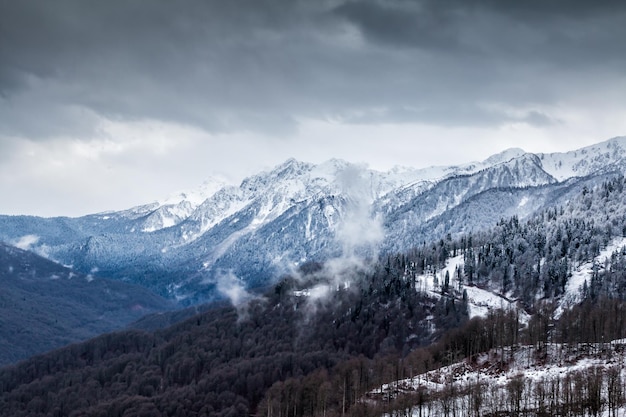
[1,0,626,217]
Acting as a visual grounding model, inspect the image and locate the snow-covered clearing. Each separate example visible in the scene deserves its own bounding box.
[374,342,626,417]
[418,236,626,322]
[414,255,528,321]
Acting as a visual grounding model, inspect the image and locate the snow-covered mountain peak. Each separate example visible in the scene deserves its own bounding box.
[311,158,352,180]
[159,176,230,206]
[482,147,527,166]
[605,135,626,148]
[573,136,626,157]
[538,136,626,181]
[245,158,399,198]
[481,152,555,187]
[268,158,313,178]
[136,176,232,232]
[240,159,316,194]
[384,148,531,190]
[180,159,344,242]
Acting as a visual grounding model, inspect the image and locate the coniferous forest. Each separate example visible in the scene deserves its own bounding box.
[4,177,626,416]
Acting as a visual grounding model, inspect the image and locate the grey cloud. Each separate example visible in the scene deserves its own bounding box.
[523,111,558,128]
[331,0,626,63]
[0,0,624,139]
[1,0,322,136]
[333,1,461,50]
[339,105,559,128]
[456,0,626,19]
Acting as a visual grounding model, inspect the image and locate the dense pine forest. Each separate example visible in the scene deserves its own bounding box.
[4,176,626,416]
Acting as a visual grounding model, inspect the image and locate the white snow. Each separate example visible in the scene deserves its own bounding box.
[517,196,529,207]
[539,136,626,181]
[421,237,626,323]
[415,237,626,323]
[137,177,231,233]
[374,342,626,417]
[414,255,528,321]
[464,286,508,318]
[557,236,626,316]
[158,176,230,206]
[483,147,527,166]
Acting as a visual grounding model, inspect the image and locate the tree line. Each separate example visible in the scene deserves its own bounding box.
[261,298,626,417]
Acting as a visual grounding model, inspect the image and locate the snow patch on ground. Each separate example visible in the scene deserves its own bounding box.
[414,255,528,321]
[557,236,626,316]
[517,196,529,207]
[374,342,626,417]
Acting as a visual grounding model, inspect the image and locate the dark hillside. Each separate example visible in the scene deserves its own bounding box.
[0,243,171,366]
[0,260,461,417]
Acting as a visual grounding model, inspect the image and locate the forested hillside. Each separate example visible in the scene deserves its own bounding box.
[0,254,465,416]
[0,243,170,366]
[460,176,626,307]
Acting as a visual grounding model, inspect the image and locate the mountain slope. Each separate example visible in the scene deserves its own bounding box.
[381,153,559,252]
[539,136,626,180]
[0,243,171,365]
[372,341,626,417]
[0,252,458,417]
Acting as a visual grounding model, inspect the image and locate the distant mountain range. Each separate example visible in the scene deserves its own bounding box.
[2,137,626,304]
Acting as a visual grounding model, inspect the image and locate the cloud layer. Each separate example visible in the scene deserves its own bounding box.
[2,0,625,138]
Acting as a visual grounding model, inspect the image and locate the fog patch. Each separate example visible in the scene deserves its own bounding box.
[13,234,40,251]
[216,269,252,305]
[329,163,384,284]
[335,164,384,257]
[215,269,263,321]
[308,283,331,302]
[280,162,384,285]
[294,163,385,318]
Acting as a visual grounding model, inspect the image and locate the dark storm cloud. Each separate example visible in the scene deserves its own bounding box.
[0,0,321,135]
[458,0,626,18]
[0,0,624,138]
[332,0,626,62]
[333,1,460,50]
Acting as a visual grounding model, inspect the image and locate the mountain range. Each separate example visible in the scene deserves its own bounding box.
[2,137,626,304]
